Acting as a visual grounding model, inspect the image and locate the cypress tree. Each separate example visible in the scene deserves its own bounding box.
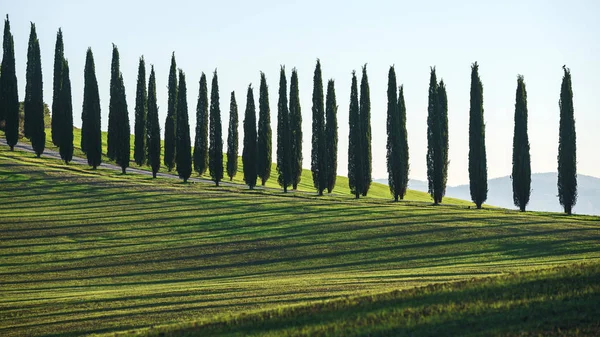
[82,48,102,169]
[386,66,401,201]
[289,68,302,190]
[58,59,73,164]
[242,84,258,189]
[557,66,577,215]
[114,72,130,174]
[512,75,531,212]
[257,72,272,185]
[311,60,326,195]
[398,85,409,199]
[107,44,120,160]
[24,22,45,157]
[359,64,372,196]
[348,71,362,199]
[276,66,292,192]
[208,70,223,186]
[175,69,192,182]
[439,80,449,198]
[325,79,338,193]
[1,16,18,150]
[193,73,209,175]
[164,53,177,171]
[226,91,239,180]
[146,65,161,178]
[51,28,63,146]
[468,62,488,209]
[134,56,147,166]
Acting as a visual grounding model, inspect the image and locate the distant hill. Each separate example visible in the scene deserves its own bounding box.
[376,173,600,215]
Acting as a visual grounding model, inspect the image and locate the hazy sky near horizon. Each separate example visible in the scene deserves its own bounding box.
[4,0,599,185]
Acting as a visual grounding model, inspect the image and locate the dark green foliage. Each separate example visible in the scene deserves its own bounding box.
[50,28,63,146]
[289,68,302,190]
[386,66,402,201]
[426,69,438,202]
[193,73,209,175]
[311,60,326,195]
[242,85,258,189]
[1,16,18,150]
[512,75,531,212]
[114,71,130,174]
[325,79,338,193]
[439,80,449,197]
[209,70,223,186]
[24,23,45,157]
[226,91,238,181]
[82,48,102,169]
[398,85,409,199]
[468,62,488,209]
[347,71,363,199]
[107,44,120,160]
[359,65,372,196]
[164,53,177,171]
[557,66,577,215]
[257,72,272,186]
[134,57,147,166]
[276,66,292,192]
[175,70,192,182]
[146,66,161,178]
[58,59,73,164]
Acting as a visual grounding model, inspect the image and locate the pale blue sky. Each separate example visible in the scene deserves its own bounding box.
[4,0,599,185]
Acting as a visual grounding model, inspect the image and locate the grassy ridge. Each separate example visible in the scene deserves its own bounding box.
[120,263,600,337]
[0,147,598,336]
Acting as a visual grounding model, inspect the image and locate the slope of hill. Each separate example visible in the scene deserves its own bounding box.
[1,147,599,336]
[377,174,600,215]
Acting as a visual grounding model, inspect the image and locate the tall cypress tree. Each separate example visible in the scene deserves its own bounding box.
[557,66,577,215]
[226,91,239,181]
[277,66,292,192]
[164,53,177,171]
[1,15,18,150]
[257,72,272,185]
[512,75,531,212]
[398,85,409,199]
[325,79,338,193]
[24,22,45,157]
[439,80,449,198]
[58,59,73,164]
[311,60,326,195]
[386,66,401,201]
[146,65,161,178]
[193,73,209,175]
[176,69,192,182]
[348,71,362,199]
[107,44,120,160]
[468,62,488,209]
[82,48,102,169]
[114,72,130,174]
[242,84,258,189]
[51,28,63,146]
[134,56,147,166]
[209,70,223,186]
[426,68,438,203]
[359,64,372,196]
[289,68,303,190]
[427,68,446,204]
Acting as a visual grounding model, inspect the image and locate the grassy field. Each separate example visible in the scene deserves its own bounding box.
[0,145,599,336]
[118,263,600,337]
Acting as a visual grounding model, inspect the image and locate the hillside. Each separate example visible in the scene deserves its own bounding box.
[1,146,599,336]
[378,174,600,215]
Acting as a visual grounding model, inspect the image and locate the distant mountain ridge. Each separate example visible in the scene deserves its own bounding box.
[375,173,600,216]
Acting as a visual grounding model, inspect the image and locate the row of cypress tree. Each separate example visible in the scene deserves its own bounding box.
[0,17,579,214]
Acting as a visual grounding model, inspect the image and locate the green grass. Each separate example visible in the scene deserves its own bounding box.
[0,146,598,336]
[117,263,600,337]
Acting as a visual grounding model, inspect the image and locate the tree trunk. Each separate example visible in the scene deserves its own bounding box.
[355,192,360,199]
[394,195,398,202]
[152,171,156,178]
[121,167,126,174]
[216,181,219,187]
[284,186,287,193]
[10,146,14,151]
[93,165,97,170]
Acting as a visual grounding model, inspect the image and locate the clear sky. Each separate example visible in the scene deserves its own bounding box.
[4,0,599,185]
